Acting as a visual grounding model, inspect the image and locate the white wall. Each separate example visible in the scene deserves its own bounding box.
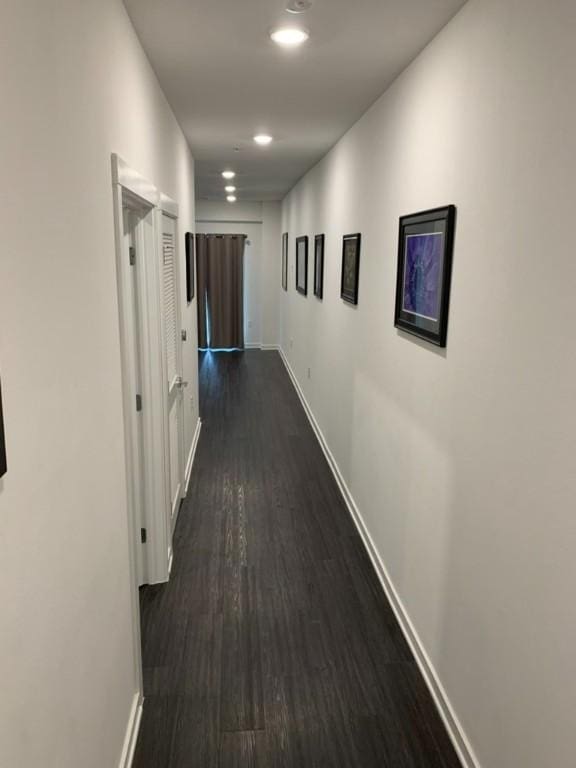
[196,200,281,348]
[0,1,198,766]
[261,202,283,348]
[279,1,576,767]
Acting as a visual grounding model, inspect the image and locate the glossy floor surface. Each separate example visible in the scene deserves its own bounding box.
[133,350,461,767]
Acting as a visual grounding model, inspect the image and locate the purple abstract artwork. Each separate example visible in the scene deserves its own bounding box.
[402,232,443,320]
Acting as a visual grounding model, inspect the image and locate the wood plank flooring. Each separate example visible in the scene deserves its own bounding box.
[133,350,461,768]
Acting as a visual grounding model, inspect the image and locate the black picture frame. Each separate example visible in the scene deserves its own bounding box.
[394,205,456,347]
[0,380,6,479]
[340,233,361,305]
[314,234,325,299]
[185,232,195,303]
[282,232,288,291]
[296,236,308,295]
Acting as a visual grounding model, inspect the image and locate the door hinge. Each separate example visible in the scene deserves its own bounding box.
[141,527,147,544]
[129,246,136,266]
[136,393,142,412]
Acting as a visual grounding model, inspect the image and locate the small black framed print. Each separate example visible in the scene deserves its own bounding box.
[296,236,308,295]
[282,232,288,291]
[394,205,456,347]
[0,380,6,478]
[314,235,325,299]
[185,232,195,303]
[341,233,361,305]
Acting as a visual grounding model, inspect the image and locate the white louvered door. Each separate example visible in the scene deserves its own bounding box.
[161,213,184,533]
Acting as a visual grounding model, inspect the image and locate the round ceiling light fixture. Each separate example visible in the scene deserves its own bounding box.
[270,27,309,47]
[225,185,236,193]
[222,170,236,179]
[286,0,313,13]
[227,195,237,203]
[254,134,273,146]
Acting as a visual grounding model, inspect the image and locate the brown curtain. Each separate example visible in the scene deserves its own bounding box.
[196,234,246,349]
[196,234,209,348]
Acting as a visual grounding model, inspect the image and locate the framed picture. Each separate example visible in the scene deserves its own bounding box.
[282,232,288,291]
[296,236,308,295]
[0,380,6,478]
[341,233,361,305]
[394,205,456,347]
[185,232,195,303]
[314,234,325,299]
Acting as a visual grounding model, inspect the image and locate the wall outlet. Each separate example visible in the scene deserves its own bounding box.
[307,367,311,379]
[290,338,294,348]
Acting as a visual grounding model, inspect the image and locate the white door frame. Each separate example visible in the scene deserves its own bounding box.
[121,205,147,586]
[111,154,173,589]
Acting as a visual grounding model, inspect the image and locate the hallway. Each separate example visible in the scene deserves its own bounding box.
[133,350,460,767]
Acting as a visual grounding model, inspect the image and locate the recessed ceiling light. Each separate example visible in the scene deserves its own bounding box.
[270,27,309,47]
[222,170,236,179]
[254,134,273,146]
[286,0,313,13]
[227,195,237,203]
[225,185,236,193]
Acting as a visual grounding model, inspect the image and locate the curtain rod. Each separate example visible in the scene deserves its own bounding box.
[199,234,247,239]
[196,219,263,225]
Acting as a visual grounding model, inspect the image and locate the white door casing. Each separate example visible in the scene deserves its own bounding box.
[112,162,156,708]
[111,156,191,746]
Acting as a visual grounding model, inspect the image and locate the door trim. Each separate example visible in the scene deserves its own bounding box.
[111,158,147,708]
[112,154,159,206]
[160,191,179,218]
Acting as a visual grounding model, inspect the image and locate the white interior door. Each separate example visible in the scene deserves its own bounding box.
[161,212,185,541]
[123,207,146,586]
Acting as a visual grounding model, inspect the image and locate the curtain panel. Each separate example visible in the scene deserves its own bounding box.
[196,233,246,350]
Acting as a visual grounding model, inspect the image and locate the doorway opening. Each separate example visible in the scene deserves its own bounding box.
[113,155,188,592]
[112,156,190,743]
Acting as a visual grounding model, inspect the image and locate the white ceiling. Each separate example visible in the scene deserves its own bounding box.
[124,0,466,202]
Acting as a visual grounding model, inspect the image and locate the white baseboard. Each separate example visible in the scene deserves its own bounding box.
[277,347,480,768]
[245,343,279,351]
[163,418,202,581]
[118,692,143,768]
[168,546,174,575]
[184,417,202,496]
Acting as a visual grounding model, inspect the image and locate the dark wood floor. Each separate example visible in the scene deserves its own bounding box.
[133,350,461,768]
